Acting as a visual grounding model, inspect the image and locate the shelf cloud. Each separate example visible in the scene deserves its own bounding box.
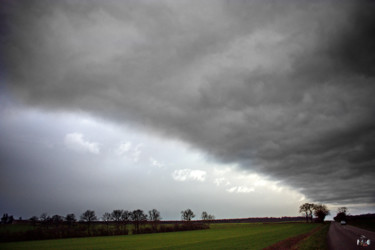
[2,0,375,206]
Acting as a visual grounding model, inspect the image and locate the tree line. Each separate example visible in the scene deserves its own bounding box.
[0,208,213,242]
[299,203,330,223]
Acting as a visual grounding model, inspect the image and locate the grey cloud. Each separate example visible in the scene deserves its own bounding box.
[2,0,375,205]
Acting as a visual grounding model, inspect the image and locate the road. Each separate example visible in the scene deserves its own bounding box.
[328,221,375,250]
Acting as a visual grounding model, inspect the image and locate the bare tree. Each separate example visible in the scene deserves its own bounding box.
[65,213,76,226]
[40,213,51,228]
[148,209,161,231]
[80,210,97,235]
[201,211,215,223]
[40,213,49,222]
[111,209,123,231]
[121,210,131,234]
[111,210,123,222]
[29,216,39,228]
[313,204,330,223]
[102,212,112,232]
[299,203,314,223]
[80,210,97,222]
[334,207,348,222]
[338,207,347,214]
[51,214,64,227]
[201,211,208,220]
[131,209,147,233]
[181,209,195,222]
[1,214,14,224]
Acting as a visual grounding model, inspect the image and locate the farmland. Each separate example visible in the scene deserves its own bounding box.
[0,222,319,250]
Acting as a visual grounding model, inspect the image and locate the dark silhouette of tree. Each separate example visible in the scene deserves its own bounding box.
[201,211,208,220]
[80,210,97,235]
[334,207,348,222]
[111,209,123,222]
[1,214,14,224]
[121,210,131,234]
[201,211,215,223]
[102,212,111,233]
[148,209,161,231]
[338,207,347,214]
[111,209,123,231]
[40,213,49,222]
[131,209,147,233]
[181,209,195,222]
[299,203,314,222]
[51,214,64,227]
[313,204,330,222]
[65,213,76,226]
[29,216,39,228]
[40,213,51,228]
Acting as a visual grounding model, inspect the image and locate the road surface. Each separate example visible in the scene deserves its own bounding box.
[328,221,375,250]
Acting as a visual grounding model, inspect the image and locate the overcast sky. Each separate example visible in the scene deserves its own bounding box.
[1,0,374,220]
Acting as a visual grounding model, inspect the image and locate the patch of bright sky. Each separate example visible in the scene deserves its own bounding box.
[1,103,310,219]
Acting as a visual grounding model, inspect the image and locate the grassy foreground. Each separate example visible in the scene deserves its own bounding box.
[0,223,319,250]
[296,223,330,250]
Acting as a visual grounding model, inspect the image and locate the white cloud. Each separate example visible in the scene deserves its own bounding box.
[150,157,164,168]
[115,142,131,155]
[131,144,142,163]
[227,186,255,193]
[114,142,142,162]
[64,133,100,154]
[214,178,230,186]
[172,169,206,182]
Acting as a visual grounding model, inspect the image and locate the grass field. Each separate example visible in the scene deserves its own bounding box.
[296,223,330,250]
[0,222,319,250]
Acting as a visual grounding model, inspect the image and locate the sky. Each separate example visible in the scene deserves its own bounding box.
[1,0,375,220]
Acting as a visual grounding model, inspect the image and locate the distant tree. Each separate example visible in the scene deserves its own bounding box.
[131,209,147,233]
[8,215,14,224]
[299,203,314,223]
[51,214,64,227]
[80,210,97,235]
[1,214,8,224]
[40,213,51,228]
[111,209,124,231]
[80,210,97,222]
[338,207,347,214]
[29,216,39,228]
[121,210,131,234]
[201,211,215,223]
[1,214,14,224]
[65,213,76,226]
[181,209,195,222]
[208,214,215,220]
[111,209,123,222]
[334,207,348,222]
[148,209,161,231]
[201,211,208,220]
[40,213,49,222]
[313,204,330,223]
[102,212,112,232]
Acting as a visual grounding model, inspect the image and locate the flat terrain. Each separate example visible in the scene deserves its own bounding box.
[0,223,318,250]
[328,221,375,250]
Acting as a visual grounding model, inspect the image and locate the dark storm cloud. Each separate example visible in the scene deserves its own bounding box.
[2,0,375,205]
[329,0,375,76]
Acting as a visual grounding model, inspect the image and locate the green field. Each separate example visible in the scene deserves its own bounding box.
[296,223,330,250]
[0,223,319,250]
